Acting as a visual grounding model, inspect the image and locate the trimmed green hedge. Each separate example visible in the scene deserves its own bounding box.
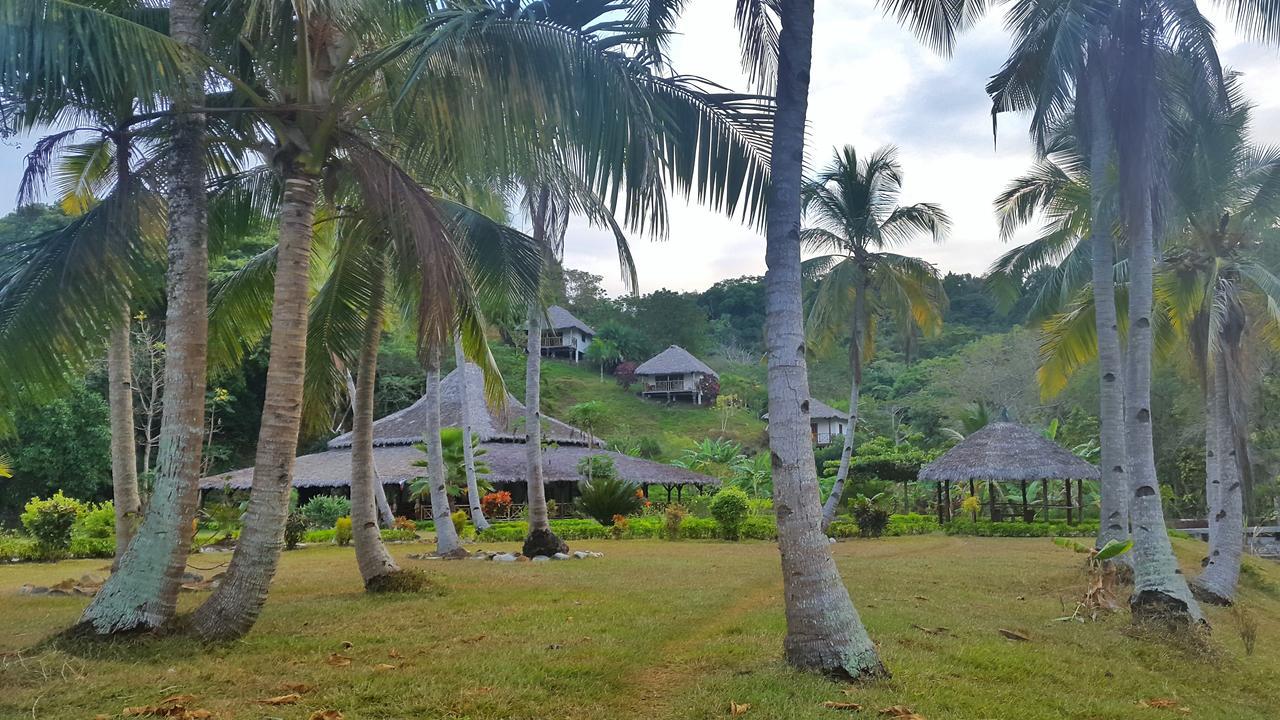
[944,519,1099,538]
[302,528,418,544]
[886,513,941,536]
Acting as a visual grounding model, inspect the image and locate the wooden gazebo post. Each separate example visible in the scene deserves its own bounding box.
[1020,479,1029,521]
[935,482,944,525]
[1065,478,1074,525]
[943,482,951,521]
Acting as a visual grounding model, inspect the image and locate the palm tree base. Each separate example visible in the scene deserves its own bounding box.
[1189,581,1234,607]
[365,568,434,594]
[1131,589,1207,626]
[785,647,890,682]
[522,528,568,558]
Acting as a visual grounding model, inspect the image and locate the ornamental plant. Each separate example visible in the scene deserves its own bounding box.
[20,492,84,556]
[481,491,513,518]
[663,503,688,540]
[709,487,750,540]
[302,495,352,529]
[334,516,353,546]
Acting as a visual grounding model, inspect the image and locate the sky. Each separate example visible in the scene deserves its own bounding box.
[1,1,1277,296]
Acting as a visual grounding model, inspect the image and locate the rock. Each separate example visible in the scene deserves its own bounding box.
[493,553,519,563]
[469,553,490,561]
[552,553,571,560]
[572,551,590,559]
[531,555,551,563]
[590,551,604,558]
[828,537,837,544]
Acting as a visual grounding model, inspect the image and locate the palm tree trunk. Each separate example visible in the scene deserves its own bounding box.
[765,0,885,679]
[425,349,467,556]
[1084,56,1129,551]
[454,337,490,531]
[350,253,402,587]
[344,370,394,528]
[1202,368,1222,555]
[821,272,865,531]
[76,0,209,634]
[191,170,319,639]
[1118,55,1203,621]
[1193,352,1243,604]
[522,302,568,557]
[107,304,140,568]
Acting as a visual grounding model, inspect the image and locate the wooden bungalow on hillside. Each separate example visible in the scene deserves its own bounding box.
[633,345,718,404]
[540,305,595,362]
[200,364,718,514]
[763,398,849,447]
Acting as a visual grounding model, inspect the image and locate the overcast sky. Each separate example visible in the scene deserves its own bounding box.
[1,1,1276,296]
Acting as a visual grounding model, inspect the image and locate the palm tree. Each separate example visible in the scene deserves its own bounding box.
[731,0,980,677]
[801,145,950,531]
[455,335,491,531]
[585,338,621,382]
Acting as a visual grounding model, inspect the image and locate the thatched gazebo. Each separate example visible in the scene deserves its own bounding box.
[916,422,1100,524]
[200,363,718,513]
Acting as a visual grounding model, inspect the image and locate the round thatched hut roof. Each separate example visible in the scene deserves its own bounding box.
[916,422,1100,483]
[634,345,718,377]
[546,305,595,335]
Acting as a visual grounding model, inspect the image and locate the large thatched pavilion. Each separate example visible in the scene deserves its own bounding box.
[917,421,1100,524]
[200,364,718,514]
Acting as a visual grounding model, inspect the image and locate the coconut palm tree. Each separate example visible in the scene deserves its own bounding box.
[801,145,950,531]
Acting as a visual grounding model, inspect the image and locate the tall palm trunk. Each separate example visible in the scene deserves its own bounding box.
[425,349,467,556]
[350,253,402,587]
[765,0,885,678]
[1117,35,1202,621]
[821,271,866,531]
[454,337,490,530]
[191,170,319,639]
[107,304,140,568]
[1194,346,1244,604]
[77,0,209,634]
[1084,57,1129,551]
[344,371,394,527]
[522,302,568,557]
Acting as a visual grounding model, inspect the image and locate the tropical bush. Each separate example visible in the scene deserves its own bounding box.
[0,532,42,562]
[334,516,353,546]
[284,510,307,550]
[381,528,418,542]
[663,503,687,540]
[20,492,85,556]
[451,510,469,536]
[739,515,776,540]
[393,516,418,532]
[944,519,1099,538]
[828,519,860,539]
[849,494,891,538]
[709,487,750,540]
[610,514,629,539]
[481,491,513,518]
[885,513,940,536]
[69,501,116,558]
[577,471,642,525]
[301,495,352,529]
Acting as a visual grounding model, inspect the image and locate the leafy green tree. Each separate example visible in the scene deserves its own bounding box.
[632,289,712,355]
[584,339,621,382]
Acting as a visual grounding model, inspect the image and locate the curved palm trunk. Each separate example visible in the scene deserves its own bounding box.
[108,305,140,568]
[1084,61,1129,551]
[522,303,567,557]
[191,171,318,640]
[766,0,885,679]
[425,350,467,556]
[821,273,866,531]
[1118,59,1203,621]
[454,337,490,531]
[344,371,395,528]
[76,0,209,634]
[351,255,401,587]
[1194,353,1243,604]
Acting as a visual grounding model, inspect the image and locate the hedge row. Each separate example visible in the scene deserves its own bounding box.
[943,519,1100,538]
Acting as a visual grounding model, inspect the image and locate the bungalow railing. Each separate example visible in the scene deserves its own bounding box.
[647,379,687,392]
[541,333,566,347]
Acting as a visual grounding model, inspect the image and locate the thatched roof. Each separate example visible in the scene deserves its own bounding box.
[327,363,600,449]
[634,345,718,377]
[763,398,847,421]
[199,442,719,490]
[546,305,594,335]
[916,422,1100,483]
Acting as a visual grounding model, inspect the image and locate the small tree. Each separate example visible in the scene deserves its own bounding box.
[613,361,639,389]
[576,456,642,525]
[566,401,608,448]
[585,338,621,382]
[697,374,720,405]
[714,393,742,433]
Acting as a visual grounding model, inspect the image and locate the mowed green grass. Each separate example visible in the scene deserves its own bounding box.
[2,537,1278,719]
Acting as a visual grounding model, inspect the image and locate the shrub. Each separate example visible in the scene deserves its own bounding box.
[301,495,352,529]
[739,515,777,540]
[635,436,662,459]
[610,515,629,540]
[393,516,418,532]
[303,529,336,544]
[709,487,750,540]
[451,510,469,536]
[0,532,43,561]
[70,502,116,558]
[828,519,860,539]
[664,503,688,540]
[696,374,720,405]
[381,528,418,542]
[284,510,307,550]
[20,492,85,556]
[944,519,1098,538]
[849,495,890,538]
[885,513,940,536]
[334,516,353,546]
[577,474,642,525]
[480,491,513,518]
[613,361,638,389]
[683,494,713,518]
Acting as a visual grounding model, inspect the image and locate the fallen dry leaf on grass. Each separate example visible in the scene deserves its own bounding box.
[258,693,302,705]
[822,701,864,710]
[911,624,949,636]
[997,628,1031,642]
[325,653,353,667]
[278,682,313,694]
[1138,698,1190,713]
[879,706,925,719]
[373,663,397,671]
[388,649,404,659]
[912,595,930,601]
[309,711,344,720]
[730,701,752,715]
[121,694,212,719]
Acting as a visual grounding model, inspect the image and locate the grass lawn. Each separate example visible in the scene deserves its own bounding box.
[2,536,1278,719]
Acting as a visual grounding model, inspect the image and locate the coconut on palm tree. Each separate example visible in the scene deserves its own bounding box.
[801,145,949,531]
